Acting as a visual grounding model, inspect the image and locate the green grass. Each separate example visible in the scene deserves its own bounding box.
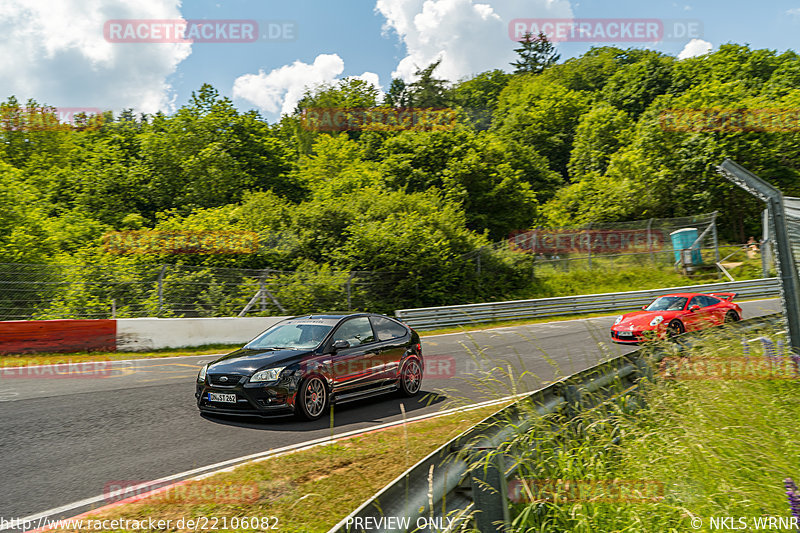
[0,343,241,367]
[496,327,800,532]
[53,404,506,533]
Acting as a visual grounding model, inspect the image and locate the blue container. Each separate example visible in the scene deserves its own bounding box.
[670,228,702,265]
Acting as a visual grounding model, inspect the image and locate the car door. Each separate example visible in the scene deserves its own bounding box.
[328,316,381,392]
[700,295,726,325]
[685,296,714,331]
[369,316,411,383]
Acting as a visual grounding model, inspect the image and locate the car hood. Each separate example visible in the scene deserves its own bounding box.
[207,347,314,375]
[615,310,683,328]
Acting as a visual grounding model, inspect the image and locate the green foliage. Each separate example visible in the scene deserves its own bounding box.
[493,75,590,177]
[568,103,634,181]
[378,129,547,238]
[511,32,560,75]
[5,41,800,316]
[407,60,450,108]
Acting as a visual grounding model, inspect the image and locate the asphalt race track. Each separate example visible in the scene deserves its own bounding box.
[0,299,781,526]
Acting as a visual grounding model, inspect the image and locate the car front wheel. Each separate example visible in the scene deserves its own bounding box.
[296,376,328,421]
[667,320,685,338]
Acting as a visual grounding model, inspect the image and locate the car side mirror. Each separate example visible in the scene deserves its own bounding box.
[642,305,647,310]
[689,305,700,312]
[331,339,350,352]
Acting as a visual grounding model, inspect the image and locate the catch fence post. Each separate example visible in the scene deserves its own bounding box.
[586,223,592,269]
[718,160,800,356]
[157,264,166,317]
[346,271,355,311]
[260,270,269,312]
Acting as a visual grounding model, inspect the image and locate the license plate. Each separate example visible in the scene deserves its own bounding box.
[618,331,633,337]
[208,392,237,403]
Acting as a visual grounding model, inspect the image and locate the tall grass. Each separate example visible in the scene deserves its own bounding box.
[457,326,800,532]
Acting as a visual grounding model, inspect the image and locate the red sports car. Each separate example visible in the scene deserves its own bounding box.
[610,292,742,344]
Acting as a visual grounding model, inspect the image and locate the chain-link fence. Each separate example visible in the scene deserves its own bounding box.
[0,262,408,320]
[0,212,761,321]
[495,212,723,274]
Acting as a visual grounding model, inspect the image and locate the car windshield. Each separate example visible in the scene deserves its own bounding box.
[645,296,688,311]
[245,322,333,350]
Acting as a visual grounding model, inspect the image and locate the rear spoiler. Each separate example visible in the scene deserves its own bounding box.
[709,292,738,301]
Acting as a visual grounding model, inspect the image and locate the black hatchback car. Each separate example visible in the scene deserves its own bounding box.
[196,313,423,420]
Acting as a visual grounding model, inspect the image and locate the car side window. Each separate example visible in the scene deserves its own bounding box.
[700,295,721,307]
[665,297,687,310]
[688,296,701,308]
[371,317,409,341]
[332,317,375,347]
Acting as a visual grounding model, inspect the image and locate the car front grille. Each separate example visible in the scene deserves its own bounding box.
[208,373,246,386]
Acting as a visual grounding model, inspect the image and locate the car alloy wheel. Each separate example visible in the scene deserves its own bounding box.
[667,320,685,338]
[298,376,328,420]
[399,358,422,397]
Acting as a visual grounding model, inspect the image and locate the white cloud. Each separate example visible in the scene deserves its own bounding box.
[0,0,191,114]
[375,0,573,83]
[232,54,381,116]
[678,38,712,59]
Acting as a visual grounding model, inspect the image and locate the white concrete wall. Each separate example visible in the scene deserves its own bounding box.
[116,317,290,351]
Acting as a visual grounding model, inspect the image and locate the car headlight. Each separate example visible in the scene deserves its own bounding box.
[250,367,285,382]
[650,316,664,326]
[614,316,623,325]
[197,364,208,383]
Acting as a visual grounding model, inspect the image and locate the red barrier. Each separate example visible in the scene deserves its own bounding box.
[0,319,116,354]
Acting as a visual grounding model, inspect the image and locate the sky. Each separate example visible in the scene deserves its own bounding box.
[1,0,799,123]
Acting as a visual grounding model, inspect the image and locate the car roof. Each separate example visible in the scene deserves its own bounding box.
[287,312,395,321]
[658,292,720,298]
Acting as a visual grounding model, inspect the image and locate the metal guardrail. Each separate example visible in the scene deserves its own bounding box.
[327,314,784,533]
[395,278,780,330]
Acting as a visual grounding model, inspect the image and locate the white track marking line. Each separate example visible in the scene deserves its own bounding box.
[8,395,524,532]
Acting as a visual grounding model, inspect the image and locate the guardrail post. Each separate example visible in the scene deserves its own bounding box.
[563,383,582,419]
[470,449,510,533]
[633,355,654,382]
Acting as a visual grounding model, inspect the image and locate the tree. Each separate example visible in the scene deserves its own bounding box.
[295,77,380,111]
[568,103,634,181]
[408,60,450,107]
[384,78,411,108]
[493,76,590,178]
[511,32,560,75]
[450,70,511,129]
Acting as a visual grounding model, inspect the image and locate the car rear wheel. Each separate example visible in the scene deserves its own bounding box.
[724,311,740,323]
[667,320,685,338]
[399,358,422,397]
[296,376,328,421]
